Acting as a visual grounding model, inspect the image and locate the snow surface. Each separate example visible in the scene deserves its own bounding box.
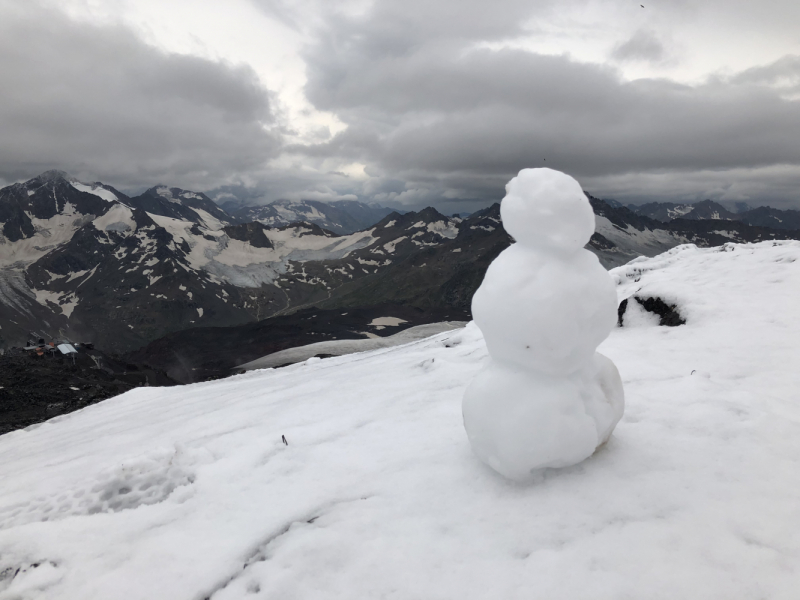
[92,204,135,235]
[0,207,92,268]
[69,182,117,203]
[1,241,800,599]
[240,322,465,370]
[594,215,687,258]
[465,168,623,479]
[368,316,408,327]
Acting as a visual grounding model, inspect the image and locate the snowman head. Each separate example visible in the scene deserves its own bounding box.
[501,168,595,253]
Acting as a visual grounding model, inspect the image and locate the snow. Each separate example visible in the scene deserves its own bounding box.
[0,209,90,268]
[368,316,408,327]
[156,187,181,203]
[426,220,459,239]
[65,270,90,283]
[382,236,406,253]
[595,215,685,253]
[192,208,225,232]
[617,297,660,327]
[148,214,375,287]
[70,182,117,203]
[410,220,459,239]
[1,240,800,598]
[59,295,79,319]
[32,289,60,308]
[240,322,466,370]
[667,205,694,219]
[464,169,624,480]
[92,204,135,235]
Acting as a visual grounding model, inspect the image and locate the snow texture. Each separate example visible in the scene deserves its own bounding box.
[463,168,624,480]
[1,241,800,599]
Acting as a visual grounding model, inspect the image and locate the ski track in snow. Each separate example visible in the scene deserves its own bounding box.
[1,241,800,598]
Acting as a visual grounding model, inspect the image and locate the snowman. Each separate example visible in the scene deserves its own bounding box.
[462,168,624,481]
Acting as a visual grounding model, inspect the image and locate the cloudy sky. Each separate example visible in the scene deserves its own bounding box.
[2,0,800,212]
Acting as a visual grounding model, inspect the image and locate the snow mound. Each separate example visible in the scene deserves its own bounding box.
[0,240,799,599]
[464,168,623,480]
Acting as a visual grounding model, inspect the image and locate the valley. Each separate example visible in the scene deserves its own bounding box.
[1,169,799,400]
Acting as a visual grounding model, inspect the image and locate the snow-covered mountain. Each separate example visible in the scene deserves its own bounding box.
[1,240,799,598]
[630,199,737,222]
[128,186,234,228]
[2,171,798,354]
[629,199,800,231]
[0,172,492,352]
[588,196,800,266]
[228,199,399,234]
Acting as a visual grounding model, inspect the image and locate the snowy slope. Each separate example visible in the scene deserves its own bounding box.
[239,321,467,369]
[1,240,799,599]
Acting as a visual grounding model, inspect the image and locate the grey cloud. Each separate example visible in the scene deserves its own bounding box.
[583,165,800,211]
[0,3,280,189]
[286,0,800,211]
[732,55,800,91]
[611,30,667,63]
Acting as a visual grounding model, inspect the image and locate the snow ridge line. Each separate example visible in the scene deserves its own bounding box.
[200,496,373,600]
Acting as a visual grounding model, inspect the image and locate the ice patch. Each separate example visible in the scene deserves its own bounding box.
[369,317,408,327]
[70,181,117,202]
[93,204,135,235]
[60,294,79,318]
[383,237,407,254]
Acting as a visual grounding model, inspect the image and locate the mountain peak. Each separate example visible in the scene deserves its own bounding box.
[415,206,449,221]
[28,169,72,185]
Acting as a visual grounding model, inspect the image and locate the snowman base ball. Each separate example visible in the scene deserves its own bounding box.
[462,353,624,481]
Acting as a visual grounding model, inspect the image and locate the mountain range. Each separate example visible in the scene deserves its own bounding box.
[1,170,799,363]
[624,198,800,230]
[223,199,401,235]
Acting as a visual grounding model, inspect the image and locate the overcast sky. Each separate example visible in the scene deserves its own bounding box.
[2,0,800,212]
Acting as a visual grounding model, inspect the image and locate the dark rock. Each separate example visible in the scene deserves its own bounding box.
[223,222,273,248]
[0,346,176,435]
[618,296,685,327]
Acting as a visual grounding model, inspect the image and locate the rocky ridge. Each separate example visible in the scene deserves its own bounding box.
[2,171,799,358]
[627,198,800,231]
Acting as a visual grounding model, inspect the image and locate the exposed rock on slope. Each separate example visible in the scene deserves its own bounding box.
[2,170,799,356]
[589,196,800,267]
[629,198,800,231]
[126,304,470,383]
[0,345,175,435]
